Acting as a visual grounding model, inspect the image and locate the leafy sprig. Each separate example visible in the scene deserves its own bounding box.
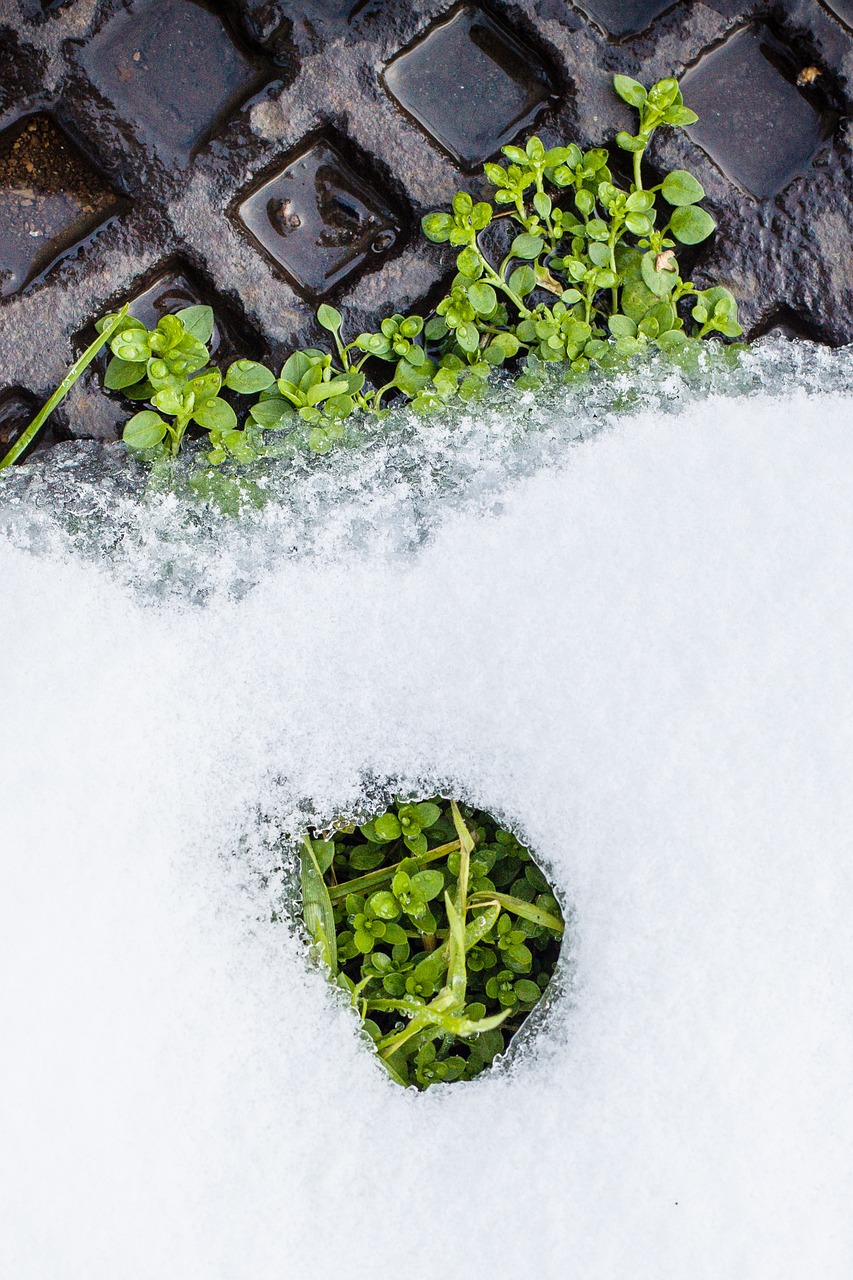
[298,797,564,1089]
[1,74,742,472]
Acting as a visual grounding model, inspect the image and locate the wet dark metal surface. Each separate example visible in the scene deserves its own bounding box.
[1,0,853,449]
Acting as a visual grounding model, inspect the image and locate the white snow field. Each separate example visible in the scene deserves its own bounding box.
[1,349,852,1278]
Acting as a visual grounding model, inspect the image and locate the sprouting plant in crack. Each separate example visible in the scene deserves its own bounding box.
[0,306,129,471]
[1,74,742,473]
[298,798,564,1089]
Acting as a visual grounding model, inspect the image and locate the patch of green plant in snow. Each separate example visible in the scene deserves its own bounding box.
[299,798,564,1089]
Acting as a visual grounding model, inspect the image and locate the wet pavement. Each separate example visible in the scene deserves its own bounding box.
[1,0,853,450]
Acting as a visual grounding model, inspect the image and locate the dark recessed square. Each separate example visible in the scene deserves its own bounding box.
[118,265,239,366]
[681,27,836,200]
[235,138,401,299]
[78,0,266,161]
[574,0,678,39]
[0,113,120,298]
[83,262,243,403]
[384,5,557,171]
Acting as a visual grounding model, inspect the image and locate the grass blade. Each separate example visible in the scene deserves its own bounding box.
[470,890,564,934]
[300,834,338,974]
[0,305,129,472]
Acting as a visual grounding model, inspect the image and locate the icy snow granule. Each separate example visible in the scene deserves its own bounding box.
[1,351,852,1278]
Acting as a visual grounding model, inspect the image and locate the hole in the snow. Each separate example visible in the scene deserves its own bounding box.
[384,4,560,172]
[0,112,122,298]
[76,0,271,163]
[234,135,403,299]
[680,25,837,200]
[299,796,564,1089]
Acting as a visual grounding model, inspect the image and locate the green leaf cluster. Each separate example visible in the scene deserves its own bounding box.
[3,73,742,472]
[298,797,564,1089]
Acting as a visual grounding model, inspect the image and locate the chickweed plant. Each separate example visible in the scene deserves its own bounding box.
[300,798,564,1088]
[1,76,741,471]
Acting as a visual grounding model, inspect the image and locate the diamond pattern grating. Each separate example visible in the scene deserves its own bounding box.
[2,0,853,448]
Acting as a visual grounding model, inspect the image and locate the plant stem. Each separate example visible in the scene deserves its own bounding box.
[633,145,645,193]
[327,838,461,901]
[0,305,129,472]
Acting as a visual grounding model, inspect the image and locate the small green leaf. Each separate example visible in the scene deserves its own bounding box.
[656,329,688,352]
[325,393,354,420]
[112,330,151,362]
[413,801,441,828]
[508,265,536,297]
[422,212,454,243]
[626,190,655,212]
[225,359,276,394]
[456,246,483,279]
[468,282,497,316]
[647,77,679,109]
[104,355,147,390]
[304,377,351,407]
[316,303,343,332]
[176,305,214,344]
[280,350,314,386]
[425,316,448,341]
[625,212,652,236]
[670,204,716,244]
[123,379,155,401]
[661,169,706,206]
[410,870,444,901]
[249,397,292,428]
[456,321,480,353]
[664,106,699,127]
[123,411,167,450]
[613,75,648,108]
[368,890,401,920]
[510,233,545,260]
[608,314,638,339]
[575,189,594,215]
[193,397,238,432]
[374,813,402,842]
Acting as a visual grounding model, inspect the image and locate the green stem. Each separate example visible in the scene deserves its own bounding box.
[608,223,621,313]
[0,305,129,472]
[534,172,558,245]
[327,838,461,902]
[632,146,645,193]
[371,381,396,412]
[378,1020,423,1058]
[476,237,532,317]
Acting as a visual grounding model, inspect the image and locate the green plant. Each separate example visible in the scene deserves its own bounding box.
[0,306,129,471]
[1,74,741,472]
[298,797,564,1089]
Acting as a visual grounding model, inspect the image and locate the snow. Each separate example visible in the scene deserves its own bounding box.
[1,354,852,1277]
